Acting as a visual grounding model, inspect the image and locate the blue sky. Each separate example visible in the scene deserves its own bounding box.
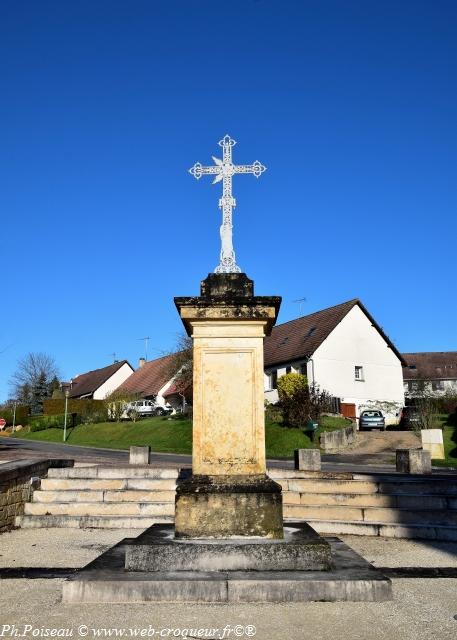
[1,0,456,401]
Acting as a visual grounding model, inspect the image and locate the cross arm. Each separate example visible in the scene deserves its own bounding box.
[189,162,221,180]
[234,161,266,178]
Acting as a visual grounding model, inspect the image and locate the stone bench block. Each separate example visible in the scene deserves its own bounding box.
[129,446,151,465]
[420,429,445,460]
[396,449,431,475]
[294,449,321,471]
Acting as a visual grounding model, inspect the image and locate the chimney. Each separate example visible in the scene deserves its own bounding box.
[139,357,146,368]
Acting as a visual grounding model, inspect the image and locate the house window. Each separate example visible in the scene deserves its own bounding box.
[300,363,307,376]
[354,366,364,381]
[270,370,278,390]
[431,380,445,391]
[286,366,291,374]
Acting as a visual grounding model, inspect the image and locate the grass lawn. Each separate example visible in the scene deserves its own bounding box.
[432,425,457,469]
[11,414,349,459]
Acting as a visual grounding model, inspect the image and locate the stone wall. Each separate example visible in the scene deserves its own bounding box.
[0,459,74,533]
[320,423,357,453]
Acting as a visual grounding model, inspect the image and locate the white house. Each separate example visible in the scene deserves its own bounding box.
[263,299,406,425]
[68,360,135,400]
[403,352,457,397]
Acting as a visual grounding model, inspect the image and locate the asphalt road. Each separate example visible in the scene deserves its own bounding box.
[0,435,415,473]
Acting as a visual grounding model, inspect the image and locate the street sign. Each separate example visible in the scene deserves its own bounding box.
[0,418,7,430]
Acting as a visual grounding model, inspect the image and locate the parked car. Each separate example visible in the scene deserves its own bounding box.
[359,410,385,430]
[399,406,420,429]
[122,400,173,419]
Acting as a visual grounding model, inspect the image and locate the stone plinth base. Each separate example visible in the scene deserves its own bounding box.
[129,447,150,465]
[174,474,283,539]
[294,449,321,471]
[125,523,330,571]
[62,529,392,603]
[396,449,432,474]
[420,429,445,460]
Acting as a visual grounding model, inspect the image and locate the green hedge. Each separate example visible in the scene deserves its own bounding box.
[0,405,30,426]
[43,398,108,423]
[29,413,82,432]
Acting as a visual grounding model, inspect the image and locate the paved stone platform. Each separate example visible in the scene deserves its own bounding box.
[62,531,392,603]
[125,523,331,571]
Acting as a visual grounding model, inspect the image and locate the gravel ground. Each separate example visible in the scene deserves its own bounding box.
[344,431,420,456]
[0,529,456,640]
[0,528,127,568]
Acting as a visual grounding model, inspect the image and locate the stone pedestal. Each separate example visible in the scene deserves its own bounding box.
[420,429,445,460]
[294,449,321,471]
[129,446,150,465]
[174,273,282,538]
[174,474,283,539]
[396,448,432,474]
[125,523,331,571]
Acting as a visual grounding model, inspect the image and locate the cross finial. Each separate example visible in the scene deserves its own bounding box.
[189,135,266,273]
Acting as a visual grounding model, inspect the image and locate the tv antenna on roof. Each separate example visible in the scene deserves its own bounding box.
[293,298,307,316]
[108,352,117,363]
[138,336,150,362]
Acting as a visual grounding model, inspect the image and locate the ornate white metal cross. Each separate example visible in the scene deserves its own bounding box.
[189,135,266,273]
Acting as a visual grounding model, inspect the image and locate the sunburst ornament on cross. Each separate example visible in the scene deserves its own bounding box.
[189,135,266,274]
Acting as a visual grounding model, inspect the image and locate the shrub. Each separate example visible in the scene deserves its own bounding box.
[277,373,334,428]
[29,413,81,431]
[265,402,283,424]
[0,405,30,426]
[277,373,310,428]
[103,390,140,422]
[43,398,108,424]
[436,392,457,415]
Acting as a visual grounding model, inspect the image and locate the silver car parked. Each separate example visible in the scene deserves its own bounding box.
[359,410,385,430]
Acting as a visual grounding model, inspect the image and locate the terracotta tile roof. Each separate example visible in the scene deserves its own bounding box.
[264,299,405,367]
[69,360,132,398]
[163,383,179,397]
[119,353,176,398]
[402,352,457,380]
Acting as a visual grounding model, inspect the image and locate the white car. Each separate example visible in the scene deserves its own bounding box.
[123,400,173,419]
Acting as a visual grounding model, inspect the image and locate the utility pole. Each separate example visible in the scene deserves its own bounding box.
[63,390,69,442]
[12,401,17,433]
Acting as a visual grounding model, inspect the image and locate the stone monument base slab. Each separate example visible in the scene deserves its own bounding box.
[174,474,283,539]
[62,530,392,603]
[125,523,331,571]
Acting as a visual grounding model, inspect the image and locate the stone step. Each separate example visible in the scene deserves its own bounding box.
[376,482,457,496]
[32,490,176,504]
[300,519,457,542]
[40,478,177,491]
[281,479,379,494]
[16,515,173,529]
[284,504,457,526]
[270,469,456,483]
[282,491,456,510]
[47,467,179,479]
[33,490,104,503]
[277,477,457,496]
[24,502,175,517]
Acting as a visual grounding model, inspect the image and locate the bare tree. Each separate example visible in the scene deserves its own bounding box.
[9,352,61,412]
[164,333,193,398]
[406,379,440,432]
[104,389,140,422]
